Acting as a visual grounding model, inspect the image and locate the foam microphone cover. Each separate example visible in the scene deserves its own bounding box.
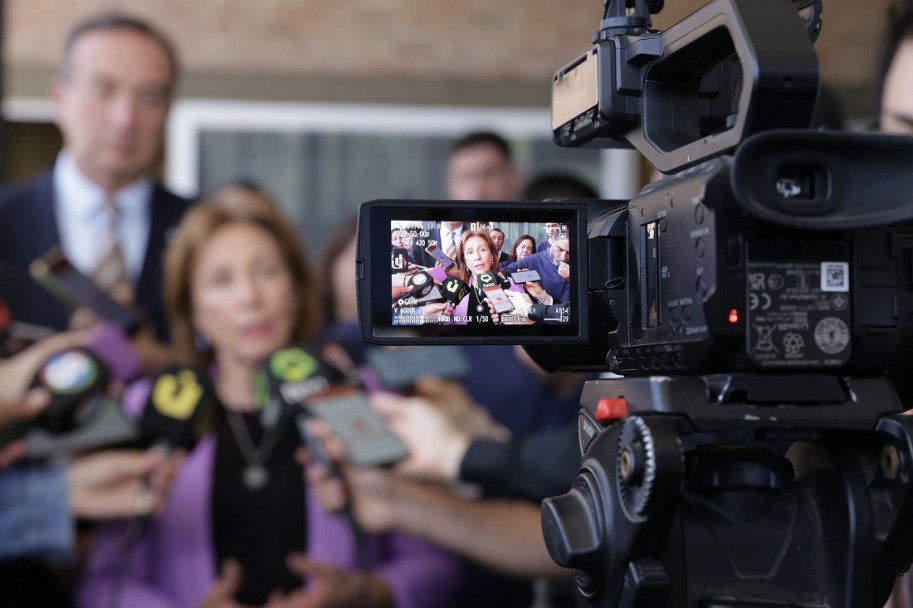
[32,348,109,434]
[139,366,219,450]
[441,276,469,304]
[408,270,434,298]
[254,345,347,427]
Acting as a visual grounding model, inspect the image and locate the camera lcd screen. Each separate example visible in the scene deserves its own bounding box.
[357,200,589,344]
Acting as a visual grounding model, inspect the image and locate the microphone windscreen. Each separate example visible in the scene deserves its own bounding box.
[441,277,469,304]
[32,348,109,434]
[254,345,347,427]
[139,366,219,450]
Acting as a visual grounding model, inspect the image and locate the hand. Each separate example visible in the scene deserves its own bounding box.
[557,262,570,281]
[284,554,392,608]
[482,299,500,324]
[128,324,179,374]
[301,420,404,534]
[522,281,550,304]
[503,291,535,325]
[370,392,470,481]
[0,389,50,468]
[0,330,88,402]
[412,376,509,440]
[420,301,454,320]
[391,273,413,299]
[67,447,184,520]
[199,560,289,608]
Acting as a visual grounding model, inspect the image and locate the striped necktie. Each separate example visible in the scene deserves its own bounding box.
[93,195,133,302]
[444,230,458,261]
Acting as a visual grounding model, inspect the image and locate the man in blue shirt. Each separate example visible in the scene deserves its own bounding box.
[501,234,571,305]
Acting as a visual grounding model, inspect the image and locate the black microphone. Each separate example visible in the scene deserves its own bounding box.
[254,345,349,474]
[255,345,365,543]
[477,272,514,314]
[0,348,110,448]
[440,276,469,306]
[407,270,435,299]
[139,366,220,451]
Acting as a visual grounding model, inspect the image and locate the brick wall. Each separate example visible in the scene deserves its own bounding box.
[5,0,892,113]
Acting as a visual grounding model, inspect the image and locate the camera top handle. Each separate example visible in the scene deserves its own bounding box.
[552,0,821,174]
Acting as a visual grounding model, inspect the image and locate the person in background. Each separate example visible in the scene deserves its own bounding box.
[509,234,537,263]
[876,0,913,134]
[520,171,598,202]
[0,330,183,608]
[873,4,913,607]
[79,188,459,608]
[446,131,521,201]
[0,13,191,353]
[488,227,510,264]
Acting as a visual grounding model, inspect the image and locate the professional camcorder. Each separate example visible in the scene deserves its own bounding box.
[356,0,913,605]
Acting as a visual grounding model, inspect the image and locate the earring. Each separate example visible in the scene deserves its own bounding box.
[194,332,212,352]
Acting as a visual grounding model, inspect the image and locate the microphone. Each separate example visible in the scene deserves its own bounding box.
[407,270,435,299]
[254,345,347,429]
[256,345,366,540]
[0,348,110,448]
[441,276,469,306]
[138,366,219,450]
[477,272,514,314]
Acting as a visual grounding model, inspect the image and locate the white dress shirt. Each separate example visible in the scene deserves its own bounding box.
[53,152,152,283]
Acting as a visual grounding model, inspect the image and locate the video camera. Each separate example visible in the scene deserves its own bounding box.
[356,0,913,605]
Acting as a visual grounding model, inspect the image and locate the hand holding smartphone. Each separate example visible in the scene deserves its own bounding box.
[303,387,408,467]
[425,244,455,269]
[30,247,142,335]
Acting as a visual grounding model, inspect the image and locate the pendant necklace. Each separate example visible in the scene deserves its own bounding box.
[225,409,280,491]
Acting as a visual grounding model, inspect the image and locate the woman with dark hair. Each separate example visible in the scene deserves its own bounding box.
[79,188,459,608]
[509,235,537,263]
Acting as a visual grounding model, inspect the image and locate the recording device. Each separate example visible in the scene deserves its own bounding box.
[139,366,220,450]
[365,345,470,390]
[425,244,455,269]
[356,0,913,605]
[508,269,542,284]
[30,247,142,336]
[256,345,407,468]
[358,205,587,341]
[478,272,514,314]
[0,348,110,448]
[304,387,408,467]
[440,276,469,306]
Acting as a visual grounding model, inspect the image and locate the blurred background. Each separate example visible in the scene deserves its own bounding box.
[0,0,890,255]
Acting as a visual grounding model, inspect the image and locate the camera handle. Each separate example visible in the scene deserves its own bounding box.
[542,374,913,607]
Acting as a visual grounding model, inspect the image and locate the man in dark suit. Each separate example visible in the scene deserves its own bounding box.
[0,14,191,345]
[0,14,190,607]
[489,227,510,264]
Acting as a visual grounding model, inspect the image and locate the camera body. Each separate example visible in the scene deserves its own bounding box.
[354,0,913,604]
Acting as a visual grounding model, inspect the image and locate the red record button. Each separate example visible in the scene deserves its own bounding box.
[595,397,628,421]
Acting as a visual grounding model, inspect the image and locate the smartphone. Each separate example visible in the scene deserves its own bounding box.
[509,269,542,283]
[484,285,514,313]
[425,244,455,269]
[304,387,408,467]
[365,345,470,389]
[30,247,142,335]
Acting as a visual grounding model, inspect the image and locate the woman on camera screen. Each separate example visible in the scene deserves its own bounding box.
[509,235,536,263]
[436,230,523,325]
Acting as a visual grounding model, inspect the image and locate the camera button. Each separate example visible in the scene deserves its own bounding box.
[682,306,693,322]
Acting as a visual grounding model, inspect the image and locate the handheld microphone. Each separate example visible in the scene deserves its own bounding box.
[254,345,347,429]
[441,276,469,306]
[256,346,364,539]
[477,272,514,314]
[407,270,444,305]
[138,366,219,450]
[0,348,110,448]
